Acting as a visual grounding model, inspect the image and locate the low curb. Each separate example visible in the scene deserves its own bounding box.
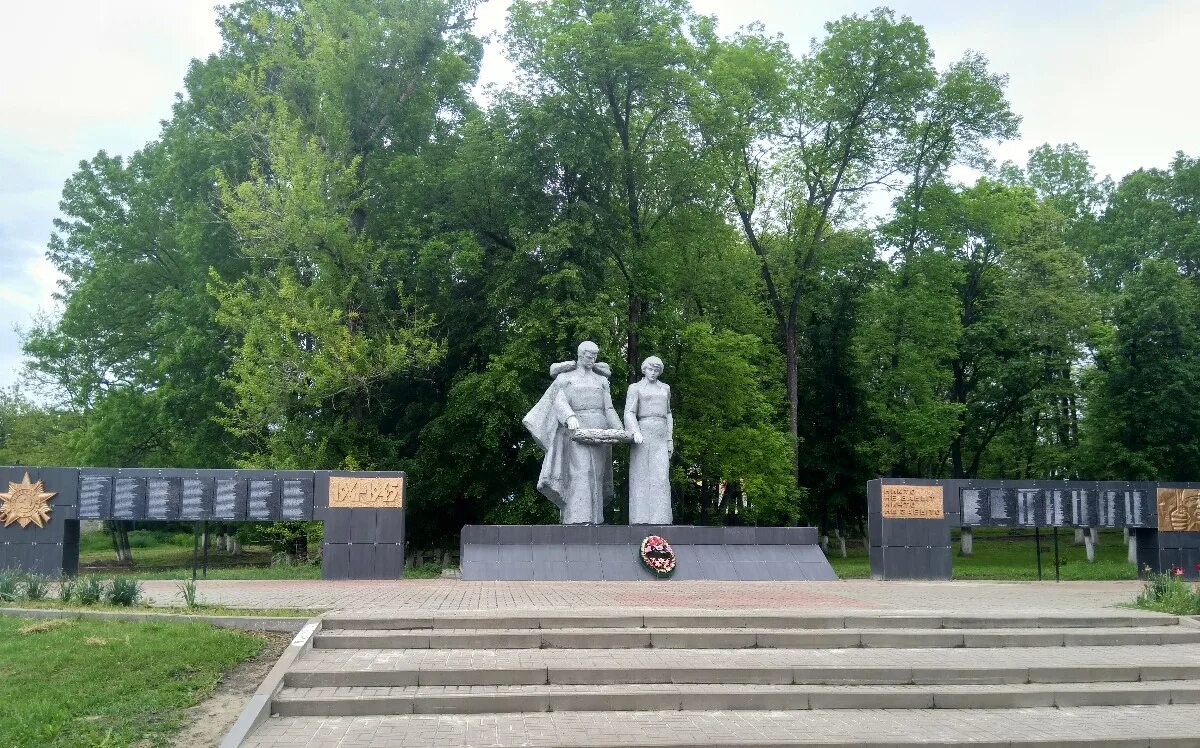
[220,615,323,748]
[0,606,311,632]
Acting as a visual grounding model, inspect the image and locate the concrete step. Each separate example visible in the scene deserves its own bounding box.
[287,642,1200,686]
[321,611,1179,631]
[285,662,1200,688]
[244,704,1200,747]
[312,625,1200,650]
[286,639,1200,688]
[272,679,1200,716]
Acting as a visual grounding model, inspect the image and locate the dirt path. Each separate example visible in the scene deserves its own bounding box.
[170,632,290,748]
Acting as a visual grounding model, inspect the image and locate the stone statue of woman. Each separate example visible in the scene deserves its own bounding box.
[625,356,673,524]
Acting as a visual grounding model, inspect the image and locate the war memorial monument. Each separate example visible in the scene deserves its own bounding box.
[0,339,1198,582]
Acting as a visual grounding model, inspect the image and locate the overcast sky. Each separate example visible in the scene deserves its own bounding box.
[1,0,1198,391]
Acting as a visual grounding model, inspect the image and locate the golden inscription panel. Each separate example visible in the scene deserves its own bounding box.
[1156,488,1200,532]
[328,477,404,509]
[882,484,944,519]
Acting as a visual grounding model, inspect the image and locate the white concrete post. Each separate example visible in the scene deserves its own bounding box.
[960,527,974,556]
[1127,533,1137,564]
[1084,528,1096,563]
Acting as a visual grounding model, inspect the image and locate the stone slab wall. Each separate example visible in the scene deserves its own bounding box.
[870,478,1200,581]
[460,525,836,581]
[0,466,404,580]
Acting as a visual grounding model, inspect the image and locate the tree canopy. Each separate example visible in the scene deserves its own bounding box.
[15,0,1200,545]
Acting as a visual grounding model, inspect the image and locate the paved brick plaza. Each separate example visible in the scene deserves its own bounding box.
[141,578,1149,616]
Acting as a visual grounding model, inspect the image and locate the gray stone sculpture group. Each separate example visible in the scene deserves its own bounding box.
[523,341,674,525]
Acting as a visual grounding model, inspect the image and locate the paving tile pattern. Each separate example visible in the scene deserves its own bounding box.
[243,705,1200,746]
[138,578,1154,615]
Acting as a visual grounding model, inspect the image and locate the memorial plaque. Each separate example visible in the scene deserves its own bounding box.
[1157,488,1200,532]
[1126,490,1145,526]
[328,476,404,509]
[1017,489,1039,526]
[146,478,180,520]
[881,484,943,519]
[214,479,245,520]
[181,478,211,519]
[248,480,274,520]
[113,478,145,519]
[79,476,111,519]
[1072,489,1091,526]
[961,489,983,525]
[281,480,312,520]
[1046,490,1063,526]
[1099,490,1119,526]
[989,488,1009,520]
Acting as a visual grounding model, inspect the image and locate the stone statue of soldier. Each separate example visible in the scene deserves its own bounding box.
[523,341,626,524]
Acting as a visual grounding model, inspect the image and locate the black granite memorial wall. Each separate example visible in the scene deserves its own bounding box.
[869,478,1200,581]
[0,467,404,579]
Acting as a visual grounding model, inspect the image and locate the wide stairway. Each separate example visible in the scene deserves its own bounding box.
[247,610,1200,746]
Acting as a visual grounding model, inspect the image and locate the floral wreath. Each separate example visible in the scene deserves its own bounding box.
[639,535,676,577]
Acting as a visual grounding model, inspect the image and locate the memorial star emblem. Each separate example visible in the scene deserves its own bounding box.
[0,472,57,528]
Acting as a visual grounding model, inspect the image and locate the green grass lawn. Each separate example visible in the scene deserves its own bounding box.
[79,529,322,580]
[81,528,1140,583]
[77,529,452,580]
[2,600,321,618]
[827,528,1138,581]
[0,616,266,747]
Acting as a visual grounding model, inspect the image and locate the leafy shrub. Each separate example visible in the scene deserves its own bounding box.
[22,573,51,601]
[405,562,446,579]
[58,576,77,603]
[107,577,142,607]
[1135,565,1200,615]
[239,521,322,557]
[76,577,106,605]
[0,570,20,602]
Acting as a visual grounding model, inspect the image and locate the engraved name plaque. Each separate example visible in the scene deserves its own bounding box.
[881,484,944,519]
[328,476,404,509]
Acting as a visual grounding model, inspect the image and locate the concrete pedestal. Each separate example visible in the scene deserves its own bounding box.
[459,525,837,581]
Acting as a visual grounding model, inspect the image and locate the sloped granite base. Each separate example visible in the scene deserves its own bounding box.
[459,525,838,581]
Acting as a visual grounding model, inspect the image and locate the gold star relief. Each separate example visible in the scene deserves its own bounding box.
[0,472,57,529]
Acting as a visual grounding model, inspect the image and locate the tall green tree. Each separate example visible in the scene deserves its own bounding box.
[212,0,481,470]
[1079,154,1200,479]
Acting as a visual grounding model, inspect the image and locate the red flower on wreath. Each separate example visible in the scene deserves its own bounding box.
[639,535,676,577]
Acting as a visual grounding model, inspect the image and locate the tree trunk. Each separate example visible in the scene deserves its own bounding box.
[627,295,641,383]
[227,534,243,555]
[291,527,308,562]
[108,521,132,564]
[950,362,966,478]
[785,322,799,475]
